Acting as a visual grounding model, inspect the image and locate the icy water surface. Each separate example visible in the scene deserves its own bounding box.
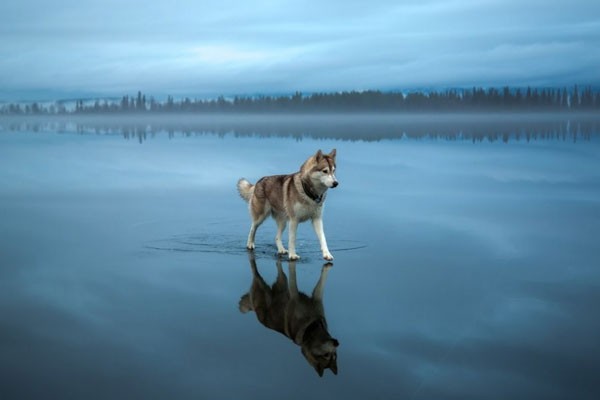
[1,115,600,399]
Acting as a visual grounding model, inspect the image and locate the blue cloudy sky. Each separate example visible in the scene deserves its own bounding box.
[1,0,599,100]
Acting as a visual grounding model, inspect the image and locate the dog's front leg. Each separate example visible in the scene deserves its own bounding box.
[275,218,288,255]
[312,217,333,261]
[312,263,332,302]
[288,218,300,260]
[288,261,299,299]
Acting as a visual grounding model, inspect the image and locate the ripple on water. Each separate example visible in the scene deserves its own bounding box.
[143,233,366,261]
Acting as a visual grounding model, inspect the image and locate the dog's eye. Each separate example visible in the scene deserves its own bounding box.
[322,169,328,173]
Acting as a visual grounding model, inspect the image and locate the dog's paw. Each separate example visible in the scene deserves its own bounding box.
[288,253,300,261]
[323,252,334,261]
[277,249,289,256]
[246,243,255,250]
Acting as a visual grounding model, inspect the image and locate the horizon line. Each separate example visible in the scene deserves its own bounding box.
[2,84,600,104]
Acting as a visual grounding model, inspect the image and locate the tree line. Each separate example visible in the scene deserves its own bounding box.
[2,86,600,115]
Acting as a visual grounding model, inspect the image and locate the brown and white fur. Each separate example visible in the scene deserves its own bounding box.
[237,149,338,261]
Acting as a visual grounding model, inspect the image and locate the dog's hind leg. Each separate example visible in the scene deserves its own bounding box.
[287,260,299,300]
[275,217,288,255]
[246,200,270,250]
[247,216,268,250]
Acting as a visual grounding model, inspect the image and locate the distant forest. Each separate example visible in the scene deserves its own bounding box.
[2,86,600,114]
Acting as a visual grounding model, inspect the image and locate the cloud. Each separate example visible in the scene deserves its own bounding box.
[1,0,599,99]
[189,45,269,65]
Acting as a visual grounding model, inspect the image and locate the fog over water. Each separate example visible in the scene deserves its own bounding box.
[1,115,599,399]
[2,113,599,142]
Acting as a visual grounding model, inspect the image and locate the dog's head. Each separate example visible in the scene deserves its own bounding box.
[301,336,339,377]
[303,149,338,189]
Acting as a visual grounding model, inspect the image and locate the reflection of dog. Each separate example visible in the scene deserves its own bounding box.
[239,252,339,376]
[237,149,338,261]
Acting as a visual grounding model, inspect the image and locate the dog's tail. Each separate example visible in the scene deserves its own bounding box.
[238,293,253,313]
[237,178,254,202]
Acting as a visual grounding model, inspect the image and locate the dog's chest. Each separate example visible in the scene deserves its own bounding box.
[291,201,320,222]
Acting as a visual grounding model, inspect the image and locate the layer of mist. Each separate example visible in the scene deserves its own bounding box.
[1,113,599,143]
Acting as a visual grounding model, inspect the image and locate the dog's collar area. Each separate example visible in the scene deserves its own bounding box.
[301,179,324,203]
[302,318,328,342]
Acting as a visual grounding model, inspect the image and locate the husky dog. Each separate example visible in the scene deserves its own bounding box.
[237,149,338,261]
[239,252,339,376]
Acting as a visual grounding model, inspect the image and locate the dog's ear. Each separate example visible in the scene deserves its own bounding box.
[315,365,325,377]
[315,149,323,160]
[329,149,336,160]
[330,359,338,375]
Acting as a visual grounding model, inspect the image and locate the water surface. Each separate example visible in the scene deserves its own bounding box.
[1,115,599,399]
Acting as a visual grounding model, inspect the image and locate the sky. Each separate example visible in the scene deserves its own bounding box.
[1,0,599,101]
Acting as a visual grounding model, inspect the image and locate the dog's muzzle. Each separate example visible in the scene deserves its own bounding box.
[332,181,339,188]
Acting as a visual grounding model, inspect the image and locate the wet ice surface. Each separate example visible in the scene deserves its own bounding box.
[1,116,600,399]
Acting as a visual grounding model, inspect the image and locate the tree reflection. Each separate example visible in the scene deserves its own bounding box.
[1,114,599,143]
